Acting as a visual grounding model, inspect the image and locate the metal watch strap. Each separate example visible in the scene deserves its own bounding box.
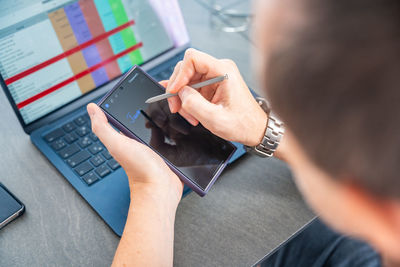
[246,98,285,157]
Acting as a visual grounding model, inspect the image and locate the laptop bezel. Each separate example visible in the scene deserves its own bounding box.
[0,41,190,135]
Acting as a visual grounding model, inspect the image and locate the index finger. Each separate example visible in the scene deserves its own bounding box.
[167,48,223,94]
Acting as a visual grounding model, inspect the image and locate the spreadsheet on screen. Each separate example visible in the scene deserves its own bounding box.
[0,0,188,124]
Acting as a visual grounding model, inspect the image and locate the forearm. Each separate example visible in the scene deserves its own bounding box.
[112,184,180,267]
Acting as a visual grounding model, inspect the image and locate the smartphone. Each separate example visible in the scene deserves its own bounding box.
[0,183,25,229]
[98,66,236,196]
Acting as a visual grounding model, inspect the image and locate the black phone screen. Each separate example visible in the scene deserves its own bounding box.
[0,184,23,223]
[100,67,236,190]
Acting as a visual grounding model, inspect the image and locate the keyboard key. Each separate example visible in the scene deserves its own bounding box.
[153,74,162,81]
[75,161,93,176]
[82,172,99,186]
[86,116,91,127]
[62,122,76,133]
[66,150,91,168]
[95,165,111,178]
[102,150,112,160]
[76,125,90,137]
[58,144,80,159]
[107,159,120,170]
[64,132,78,144]
[51,139,66,151]
[88,143,103,154]
[74,115,87,126]
[89,132,98,141]
[78,136,92,148]
[160,70,171,80]
[44,128,64,143]
[90,155,104,167]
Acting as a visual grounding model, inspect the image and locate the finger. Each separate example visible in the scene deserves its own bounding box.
[178,108,199,126]
[168,48,222,94]
[87,103,132,156]
[179,86,224,130]
[159,80,168,88]
[167,62,183,113]
[167,58,205,93]
[199,85,217,102]
[158,80,182,113]
[166,61,182,93]
[167,95,182,114]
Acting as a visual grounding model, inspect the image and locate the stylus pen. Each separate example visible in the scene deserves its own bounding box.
[145,74,229,104]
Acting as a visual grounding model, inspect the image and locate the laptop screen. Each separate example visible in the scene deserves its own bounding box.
[0,0,189,125]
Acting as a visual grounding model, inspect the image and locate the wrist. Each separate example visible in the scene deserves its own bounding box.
[246,108,268,147]
[130,179,182,209]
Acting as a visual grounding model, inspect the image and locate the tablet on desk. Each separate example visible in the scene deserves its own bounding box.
[98,66,236,196]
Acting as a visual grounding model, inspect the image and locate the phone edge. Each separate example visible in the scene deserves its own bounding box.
[96,65,237,197]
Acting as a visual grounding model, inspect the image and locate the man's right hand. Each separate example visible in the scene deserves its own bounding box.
[166,48,268,147]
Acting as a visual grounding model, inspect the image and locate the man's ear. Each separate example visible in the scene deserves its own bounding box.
[341,182,400,262]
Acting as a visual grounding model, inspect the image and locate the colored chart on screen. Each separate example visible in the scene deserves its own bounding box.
[0,0,175,124]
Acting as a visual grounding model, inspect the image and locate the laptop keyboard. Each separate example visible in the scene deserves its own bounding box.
[42,63,176,186]
[43,113,119,186]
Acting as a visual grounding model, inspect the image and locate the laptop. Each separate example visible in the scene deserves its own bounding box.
[0,0,246,236]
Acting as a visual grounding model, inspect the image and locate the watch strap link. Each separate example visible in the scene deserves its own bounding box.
[254,113,284,157]
[245,97,285,158]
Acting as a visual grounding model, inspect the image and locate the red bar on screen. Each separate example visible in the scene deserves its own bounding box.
[16,42,143,109]
[5,20,134,86]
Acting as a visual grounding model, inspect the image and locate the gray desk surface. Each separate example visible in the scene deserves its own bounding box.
[0,1,314,266]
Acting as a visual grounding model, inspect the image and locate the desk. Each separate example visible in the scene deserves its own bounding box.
[0,0,314,266]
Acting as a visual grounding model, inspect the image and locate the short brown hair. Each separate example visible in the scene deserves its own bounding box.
[266,0,400,197]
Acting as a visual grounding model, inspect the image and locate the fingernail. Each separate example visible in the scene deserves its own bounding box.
[87,105,95,118]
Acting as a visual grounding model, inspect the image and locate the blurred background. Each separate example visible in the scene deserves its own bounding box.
[180,0,258,91]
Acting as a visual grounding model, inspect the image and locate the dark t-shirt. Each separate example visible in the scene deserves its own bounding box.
[255,218,381,267]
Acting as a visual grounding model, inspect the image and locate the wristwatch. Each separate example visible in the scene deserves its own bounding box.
[245,97,285,157]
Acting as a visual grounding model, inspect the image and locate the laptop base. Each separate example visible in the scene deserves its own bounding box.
[31,51,246,236]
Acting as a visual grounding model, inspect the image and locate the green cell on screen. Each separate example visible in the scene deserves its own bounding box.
[109,0,143,65]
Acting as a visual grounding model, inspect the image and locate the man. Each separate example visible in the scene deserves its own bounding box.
[86,0,400,266]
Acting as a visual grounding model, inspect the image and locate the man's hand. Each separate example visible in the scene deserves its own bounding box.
[87,103,183,202]
[88,103,184,266]
[166,48,268,147]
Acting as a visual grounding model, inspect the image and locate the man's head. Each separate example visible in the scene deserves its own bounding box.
[254,0,400,262]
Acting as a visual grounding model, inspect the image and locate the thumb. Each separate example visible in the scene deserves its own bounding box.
[179,86,222,125]
[87,103,124,150]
